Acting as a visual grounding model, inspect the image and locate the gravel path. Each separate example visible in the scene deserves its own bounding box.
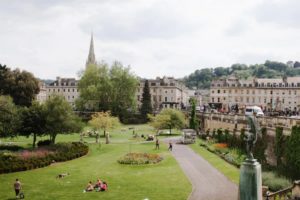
[166,139,238,200]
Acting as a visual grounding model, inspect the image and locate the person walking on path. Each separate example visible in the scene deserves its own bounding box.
[155,138,160,150]
[14,178,22,198]
[168,142,173,151]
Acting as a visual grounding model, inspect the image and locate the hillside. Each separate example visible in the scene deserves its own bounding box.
[183,60,300,89]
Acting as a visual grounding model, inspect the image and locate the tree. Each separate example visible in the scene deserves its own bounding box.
[189,98,198,130]
[140,80,152,121]
[286,126,300,179]
[274,127,285,167]
[149,108,186,134]
[44,95,83,144]
[77,61,139,119]
[19,102,46,148]
[0,95,19,137]
[88,111,120,143]
[0,65,40,107]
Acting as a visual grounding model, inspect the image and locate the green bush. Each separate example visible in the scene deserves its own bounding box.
[262,172,291,191]
[37,139,51,147]
[0,142,88,174]
[0,145,24,151]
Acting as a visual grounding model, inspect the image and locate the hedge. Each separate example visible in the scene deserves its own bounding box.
[0,142,88,174]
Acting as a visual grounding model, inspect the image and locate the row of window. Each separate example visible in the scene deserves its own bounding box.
[48,95,76,100]
[137,95,180,102]
[137,88,175,93]
[212,89,297,95]
[211,97,297,105]
[211,82,300,88]
[48,88,79,93]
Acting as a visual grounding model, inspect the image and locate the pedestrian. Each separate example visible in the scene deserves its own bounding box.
[155,138,160,150]
[168,142,173,151]
[14,178,21,199]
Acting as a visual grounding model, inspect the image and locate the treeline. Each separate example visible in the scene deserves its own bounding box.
[184,60,300,89]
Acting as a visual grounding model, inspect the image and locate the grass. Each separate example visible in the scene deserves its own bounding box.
[189,139,240,184]
[0,125,191,200]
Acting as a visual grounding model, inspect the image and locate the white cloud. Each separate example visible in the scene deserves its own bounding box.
[0,0,299,80]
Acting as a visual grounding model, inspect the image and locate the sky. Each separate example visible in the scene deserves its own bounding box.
[1,0,300,80]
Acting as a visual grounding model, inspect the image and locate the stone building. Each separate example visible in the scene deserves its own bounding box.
[46,77,80,107]
[136,77,189,111]
[210,76,300,112]
[36,81,47,103]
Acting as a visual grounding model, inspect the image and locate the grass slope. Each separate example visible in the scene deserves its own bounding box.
[0,125,191,200]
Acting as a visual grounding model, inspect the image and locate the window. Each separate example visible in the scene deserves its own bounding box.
[212,90,215,94]
[246,90,249,94]
[153,88,156,92]
[165,91,167,94]
[229,89,231,94]
[63,89,65,92]
[223,90,226,93]
[217,97,220,102]
[137,95,140,101]
[212,98,214,103]
[58,89,60,92]
[73,89,74,92]
[270,91,273,95]
[151,82,156,86]
[68,89,70,92]
[217,90,220,93]
[165,97,168,102]
[246,97,249,103]
[159,95,162,101]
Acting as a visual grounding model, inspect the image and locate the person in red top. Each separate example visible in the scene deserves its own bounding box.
[100,181,108,191]
[14,178,22,198]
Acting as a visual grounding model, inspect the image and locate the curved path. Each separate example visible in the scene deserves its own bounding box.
[166,139,238,200]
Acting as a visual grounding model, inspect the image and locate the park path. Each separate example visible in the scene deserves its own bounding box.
[165,138,238,200]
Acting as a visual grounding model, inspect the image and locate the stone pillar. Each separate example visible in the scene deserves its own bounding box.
[239,158,262,200]
[292,180,300,199]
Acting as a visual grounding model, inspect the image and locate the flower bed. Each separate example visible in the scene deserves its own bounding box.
[118,153,163,165]
[199,140,245,167]
[0,142,88,174]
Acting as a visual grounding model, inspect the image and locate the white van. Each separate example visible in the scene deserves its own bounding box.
[245,106,264,117]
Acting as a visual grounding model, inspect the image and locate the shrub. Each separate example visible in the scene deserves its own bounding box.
[262,172,291,191]
[118,153,163,165]
[0,145,24,151]
[37,140,51,147]
[0,142,88,174]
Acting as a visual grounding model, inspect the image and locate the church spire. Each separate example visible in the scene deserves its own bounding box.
[86,33,97,68]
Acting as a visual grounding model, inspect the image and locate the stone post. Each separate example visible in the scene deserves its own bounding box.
[292,180,300,199]
[239,158,262,200]
[105,132,110,144]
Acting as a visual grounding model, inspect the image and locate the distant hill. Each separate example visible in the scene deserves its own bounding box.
[41,79,55,85]
[183,60,300,89]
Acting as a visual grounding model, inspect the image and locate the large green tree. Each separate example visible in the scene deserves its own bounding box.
[0,64,40,107]
[286,126,300,179]
[140,80,152,121]
[0,95,19,137]
[76,61,138,118]
[44,95,83,144]
[149,108,186,134]
[19,102,46,148]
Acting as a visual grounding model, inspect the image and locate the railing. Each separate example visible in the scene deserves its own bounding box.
[264,186,293,200]
[264,180,300,200]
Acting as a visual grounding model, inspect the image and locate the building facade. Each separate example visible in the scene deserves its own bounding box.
[46,77,80,107]
[210,76,300,112]
[136,77,189,111]
[36,81,47,103]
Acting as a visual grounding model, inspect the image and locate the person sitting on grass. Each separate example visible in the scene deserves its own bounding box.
[94,179,102,189]
[100,181,108,192]
[84,181,94,192]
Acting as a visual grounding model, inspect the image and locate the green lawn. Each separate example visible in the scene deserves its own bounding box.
[189,140,240,184]
[0,125,191,200]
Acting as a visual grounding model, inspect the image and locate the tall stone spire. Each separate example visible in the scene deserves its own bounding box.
[86,33,97,68]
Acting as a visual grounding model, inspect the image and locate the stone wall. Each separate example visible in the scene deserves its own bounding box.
[197,113,300,166]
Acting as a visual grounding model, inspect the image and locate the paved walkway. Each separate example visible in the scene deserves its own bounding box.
[166,139,238,200]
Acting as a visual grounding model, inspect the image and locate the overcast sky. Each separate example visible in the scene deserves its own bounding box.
[1,0,299,79]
